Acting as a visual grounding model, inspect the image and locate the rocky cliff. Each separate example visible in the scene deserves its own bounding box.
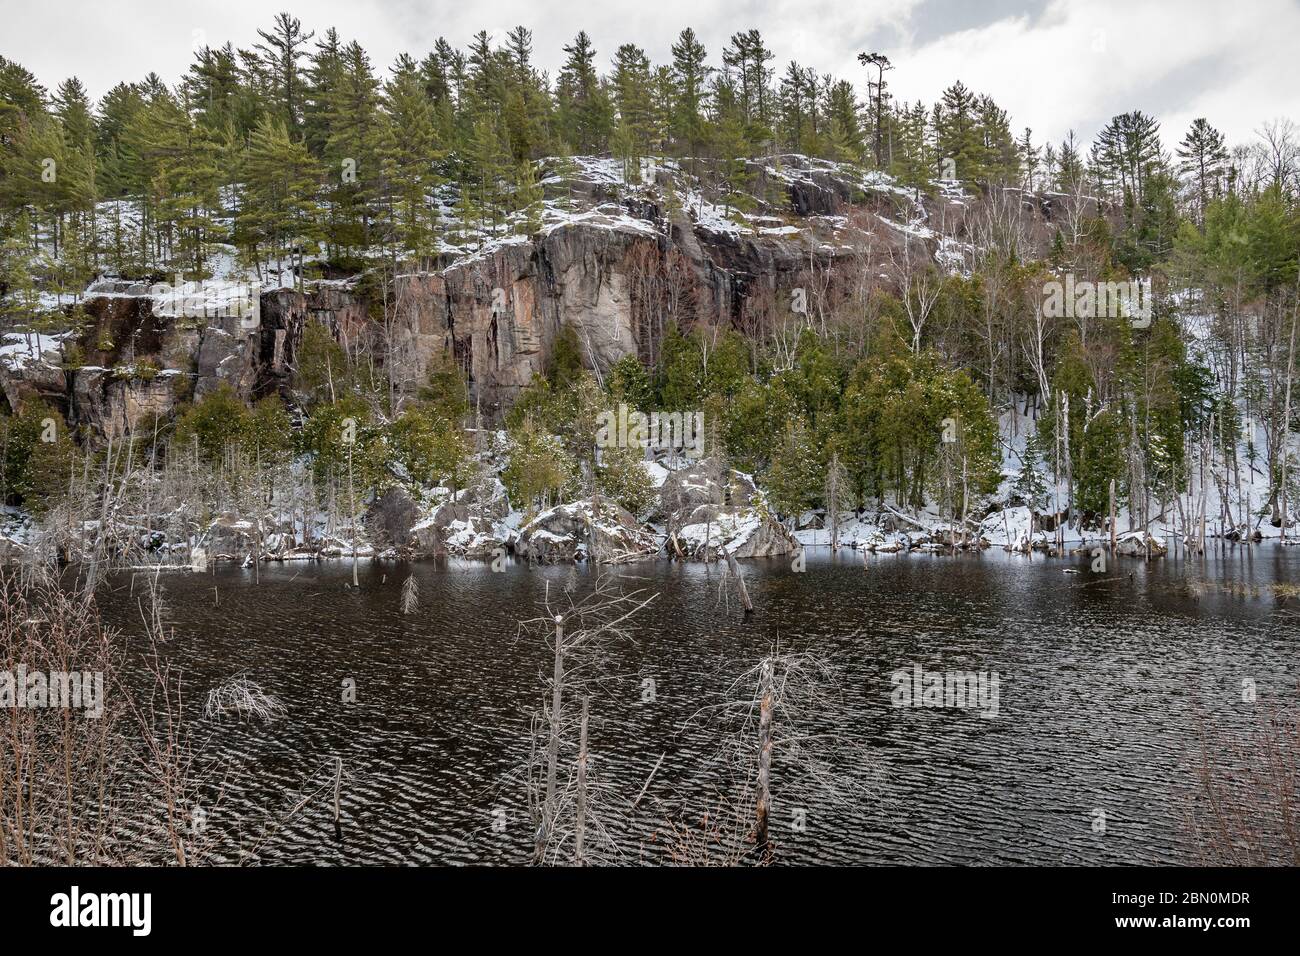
[0,155,1060,437]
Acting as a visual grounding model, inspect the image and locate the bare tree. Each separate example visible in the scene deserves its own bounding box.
[656,649,887,865]
[517,574,658,865]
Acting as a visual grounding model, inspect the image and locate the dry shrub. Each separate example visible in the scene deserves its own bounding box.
[1184,691,1300,865]
[0,567,215,865]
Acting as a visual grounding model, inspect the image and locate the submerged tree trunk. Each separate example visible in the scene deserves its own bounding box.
[754,662,773,864]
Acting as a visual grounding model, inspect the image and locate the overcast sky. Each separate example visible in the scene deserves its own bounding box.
[2,0,1296,149]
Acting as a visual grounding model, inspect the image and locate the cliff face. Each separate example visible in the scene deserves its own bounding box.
[0,156,1058,437]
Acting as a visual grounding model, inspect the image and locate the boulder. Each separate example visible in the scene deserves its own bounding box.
[857,530,911,554]
[677,505,799,560]
[409,479,515,558]
[653,458,758,525]
[366,486,420,550]
[518,499,657,563]
[1114,531,1168,557]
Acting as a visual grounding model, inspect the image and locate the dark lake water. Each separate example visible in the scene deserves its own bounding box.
[97,544,1299,865]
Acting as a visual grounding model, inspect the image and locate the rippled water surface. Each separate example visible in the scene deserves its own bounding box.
[97,545,1299,865]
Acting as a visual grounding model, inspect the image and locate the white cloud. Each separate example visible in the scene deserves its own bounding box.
[890,0,1300,147]
[0,0,1293,152]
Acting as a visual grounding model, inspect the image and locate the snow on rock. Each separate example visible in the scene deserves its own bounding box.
[437,515,516,558]
[1114,530,1169,557]
[853,529,914,553]
[517,499,657,564]
[408,479,515,558]
[979,505,1044,552]
[0,331,71,371]
[652,457,758,526]
[642,459,673,489]
[541,204,659,239]
[676,505,799,560]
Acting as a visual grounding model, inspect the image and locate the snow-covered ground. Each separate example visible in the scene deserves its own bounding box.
[0,330,72,370]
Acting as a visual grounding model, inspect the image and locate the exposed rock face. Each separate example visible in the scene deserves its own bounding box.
[70,368,181,441]
[517,499,657,563]
[3,158,1059,441]
[253,286,371,399]
[653,458,795,561]
[0,335,69,413]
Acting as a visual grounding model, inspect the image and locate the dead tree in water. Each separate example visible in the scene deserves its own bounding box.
[574,696,590,865]
[754,662,775,862]
[722,551,754,614]
[400,574,419,614]
[659,649,885,866]
[0,565,224,865]
[519,574,657,865]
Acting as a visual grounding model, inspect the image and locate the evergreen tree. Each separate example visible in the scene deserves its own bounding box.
[382,60,444,266]
[611,43,655,177]
[1177,118,1228,224]
[511,159,544,234]
[556,31,611,153]
[239,115,322,287]
[321,41,381,259]
[254,11,316,133]
[669,29,711,166]
[1090,110,1166,203]
[765,414,821,520]
[1014,430,1049,509]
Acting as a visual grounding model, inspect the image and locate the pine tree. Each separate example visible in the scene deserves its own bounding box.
[1056,132,1085,191]
[765,415,821,521]
[239,115,321,288]
[856,51,893,168]
[321,41,381,259]
[556,31,611,153]
[891,100,933,191]
[611,43,655,177]
[183,43,248,137]
[465,115,510,231]
[1090,110,1166,204]
[424,38,465,150]
[1018,128,1039,191]
[826,80,864,165]
[0,215,40,324]
[934,81,983,183]
[512,160,544,235]
[304,29,346,159]
[254,12,316,133]
[1014,430,1049,509]
[779,61,813,154]
[669,29,711,166]
[155,95,225,277]
[722,30,775,149]
[1177,118,1228,224]
[381,60,444,266]
[501,27,551,163]
[712,78,752,217]
[977,94,1018,185]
